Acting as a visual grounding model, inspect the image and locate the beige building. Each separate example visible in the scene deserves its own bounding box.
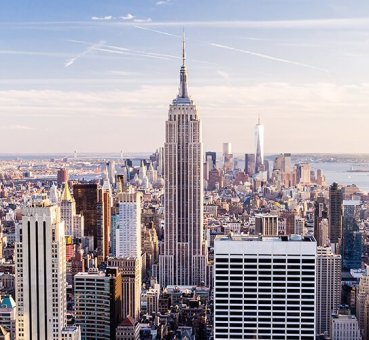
[159,39,207,287]
[331,309,361,340]
[115,317,140,340]
[316,246,342,336]
[255,214,279,236]
[15,201,67,340]
[356,270,369,339]
[107,257,141,320]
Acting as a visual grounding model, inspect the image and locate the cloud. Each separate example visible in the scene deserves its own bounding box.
[217,70,230,81]
[5,17,369,30]
[91,16,113,21]
[0,50,69,57]
[133,18,152,23]
[120,14,134,21]
[1,83,369,153]
[209,42,328,72]
[65,40,105,68]
[156,0,171,5]
[0,124,34,130]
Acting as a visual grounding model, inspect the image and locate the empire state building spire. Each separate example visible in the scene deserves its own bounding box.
[160,36,207,287]
[178,32,189,100]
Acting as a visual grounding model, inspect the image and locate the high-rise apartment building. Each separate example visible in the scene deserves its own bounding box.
[15,201,67,339]
[159,38,207,287]
[116,192,142,259]
[214,234,316,339]
[74,268,122,340]
[316,246,341,336]
[329,182,343,244]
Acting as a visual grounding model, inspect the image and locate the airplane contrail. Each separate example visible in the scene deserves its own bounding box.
[131,25,327,72]
[209,42,328,72]
[65,40,105,67]
[134,25,180,38]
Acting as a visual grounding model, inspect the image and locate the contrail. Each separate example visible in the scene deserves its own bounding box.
[95,47,173,61]
[209,42,328,72]
[134,25,180,38]
[65,40,105,67]
[131,25,327,72]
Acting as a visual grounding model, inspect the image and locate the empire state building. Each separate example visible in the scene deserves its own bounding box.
[159,38,207,287]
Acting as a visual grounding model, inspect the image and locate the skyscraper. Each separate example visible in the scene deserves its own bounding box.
[57,168,69,187]
[342,200,362,271]
[15,201,67,339]
[60,182,76,236]
[222,143,233,172]
[213,234,316,339]
[116,192,142,259]
[107,258,141,320]
[159,37,207,287]
[244,153,255,176]
[254,116,264,174]
[73,183,99,247]
[102,174,112,259]
[316,246,341,336]
[74,267,122,340]
[329,182,343,244]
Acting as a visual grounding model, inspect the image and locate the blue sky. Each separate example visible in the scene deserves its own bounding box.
[1,0,369,154]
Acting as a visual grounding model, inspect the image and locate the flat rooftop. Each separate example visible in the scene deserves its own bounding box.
[215,234,316,242]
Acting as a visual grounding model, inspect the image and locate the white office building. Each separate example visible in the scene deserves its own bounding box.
[15,200,67,339]
[116,192,142,259]
[214,234,316,339]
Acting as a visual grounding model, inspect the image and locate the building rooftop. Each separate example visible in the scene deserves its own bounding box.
[215,234,315,242]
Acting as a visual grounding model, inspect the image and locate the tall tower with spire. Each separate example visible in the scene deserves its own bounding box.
[159,35,207,287]
[254,115,265,174]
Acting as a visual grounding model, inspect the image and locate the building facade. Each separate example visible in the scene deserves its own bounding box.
[15,202,67,339]
[159,39,207,287]
[74,268,122,340]
[213,234,316,339]
[316,246,342,336]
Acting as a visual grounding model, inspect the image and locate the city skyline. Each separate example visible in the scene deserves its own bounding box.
[1,0,369,153]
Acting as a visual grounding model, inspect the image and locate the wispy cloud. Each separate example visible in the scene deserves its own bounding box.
[91,16,113,21]
[120,14,134,21]
[65,40,105,68]
[133,18,152,23]
[5,17,369,30]
[209,42,328,72]
[0,50,69,57]
[156,0,171,5]
[0,124,34,130]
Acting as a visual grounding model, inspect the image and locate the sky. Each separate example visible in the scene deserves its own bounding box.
[1,0,369,154]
